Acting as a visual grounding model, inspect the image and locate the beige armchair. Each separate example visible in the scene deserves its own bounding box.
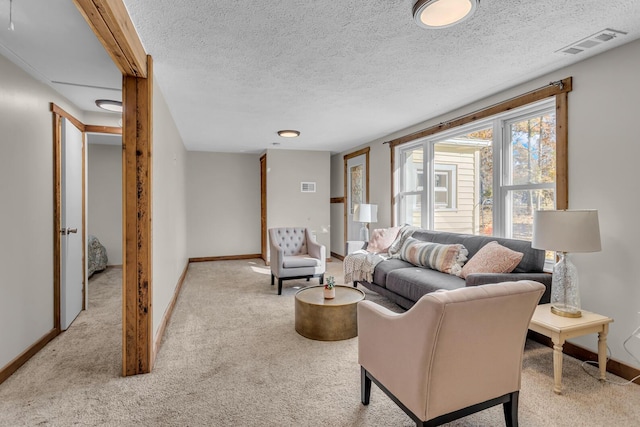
[269,228,326,295]
[358,280,545,427]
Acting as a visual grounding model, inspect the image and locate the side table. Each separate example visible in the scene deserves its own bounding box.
[529,303,614,394]
[295,285,365,341]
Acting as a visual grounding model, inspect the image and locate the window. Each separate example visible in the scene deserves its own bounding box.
[395,99,556,239]
[434,165,456,210]
[503,111,556,240]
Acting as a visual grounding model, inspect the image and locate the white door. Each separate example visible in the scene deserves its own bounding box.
[60,118,84,330]
[346,154,367,241]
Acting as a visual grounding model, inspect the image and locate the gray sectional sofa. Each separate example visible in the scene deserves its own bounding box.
[350,229,552,310]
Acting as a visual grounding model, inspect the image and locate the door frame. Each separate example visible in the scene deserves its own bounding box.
[51,103,122,332]
[260,154,267,263]
[343,147,370,244]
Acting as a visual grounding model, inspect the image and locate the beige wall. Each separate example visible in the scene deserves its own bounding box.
[87,142,122,265]
[330,39,640,368]
[0,53,117,369]
[84,111,121,128]
[186,152,261,258]
[266,149,331,259]
[152,79,188,338]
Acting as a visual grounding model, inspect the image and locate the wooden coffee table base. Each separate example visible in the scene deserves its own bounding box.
[295,285,365,341]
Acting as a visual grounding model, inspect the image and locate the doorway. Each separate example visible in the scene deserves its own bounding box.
[343,148,370,243]
[260,154,267,263]
[59,117,84,330]
[52,104,122,333]
[86,133,123,274]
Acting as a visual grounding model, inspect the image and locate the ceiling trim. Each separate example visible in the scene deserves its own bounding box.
[73,0,147,77]
[388,77,573,148]
[85,125,122,134]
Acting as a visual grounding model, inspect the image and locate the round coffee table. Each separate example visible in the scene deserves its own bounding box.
[295,285,365,341]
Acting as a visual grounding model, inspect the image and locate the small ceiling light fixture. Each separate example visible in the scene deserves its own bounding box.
[413,0,478,29]
[277,130,300,138]
[95,99,123,113]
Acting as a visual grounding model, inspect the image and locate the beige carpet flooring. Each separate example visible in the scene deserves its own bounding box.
[1,259,639,426]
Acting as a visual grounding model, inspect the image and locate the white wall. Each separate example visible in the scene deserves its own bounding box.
[0,54,83,369]
[566,39,640,367]
[330,39,640,369]
[84,111,121,128]
[87,142,122,264]
[152,79,188,338]
[266,149,331,259]
[186,152,261,258]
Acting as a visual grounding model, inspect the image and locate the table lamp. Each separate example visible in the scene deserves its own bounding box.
[353,203,378,242]
[532,209,601,318]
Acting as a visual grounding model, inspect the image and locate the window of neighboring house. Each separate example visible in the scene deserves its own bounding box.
[434,164,456,210]
[395,99,556,241]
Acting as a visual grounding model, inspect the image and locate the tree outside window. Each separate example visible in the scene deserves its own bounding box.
[396,100,556,239]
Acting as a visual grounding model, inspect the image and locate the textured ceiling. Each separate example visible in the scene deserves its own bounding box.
[122,0,640,153]
[0,0,121,112]
[1,1,639,154]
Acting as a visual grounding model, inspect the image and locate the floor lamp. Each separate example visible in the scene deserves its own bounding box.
[353,203,378,242]
[532,209,601,318]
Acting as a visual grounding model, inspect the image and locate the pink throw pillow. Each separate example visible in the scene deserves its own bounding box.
[366,226,402,254]
[460,241,523,279]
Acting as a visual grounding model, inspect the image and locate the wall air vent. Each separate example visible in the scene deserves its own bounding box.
[301,182,316,193]
[556,28,627,55]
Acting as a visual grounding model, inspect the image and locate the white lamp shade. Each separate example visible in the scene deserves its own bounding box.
[532,210,601,253]
[353,204,378,223]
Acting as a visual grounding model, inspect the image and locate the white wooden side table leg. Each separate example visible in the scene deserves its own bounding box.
[552,333,565,394]
[598,324,609,381]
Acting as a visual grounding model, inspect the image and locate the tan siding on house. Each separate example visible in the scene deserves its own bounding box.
[433,146,479,234]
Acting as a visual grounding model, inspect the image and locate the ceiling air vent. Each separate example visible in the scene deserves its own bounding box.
[301,182,316,193]
[556,28,627,55]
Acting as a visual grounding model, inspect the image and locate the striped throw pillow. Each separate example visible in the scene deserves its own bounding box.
[399,237,468,276]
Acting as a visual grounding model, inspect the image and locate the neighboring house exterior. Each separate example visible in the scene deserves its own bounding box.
[401,137,491,235]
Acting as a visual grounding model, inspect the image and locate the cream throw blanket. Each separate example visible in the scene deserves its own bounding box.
[344,225,418,283]
[344,250,388,283]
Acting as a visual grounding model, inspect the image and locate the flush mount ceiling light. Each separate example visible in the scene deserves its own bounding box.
[413,0,478,29]
[277,130,300,138]
[95,99,123,113]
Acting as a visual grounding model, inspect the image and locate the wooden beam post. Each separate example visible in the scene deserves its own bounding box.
[73,0,147,77]
[122,55,153,375]
[74,0,154,376]
[555,92,569,209]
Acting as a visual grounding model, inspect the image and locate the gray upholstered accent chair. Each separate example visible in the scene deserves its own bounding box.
[358,280,545,427]
[269,227,326,295]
